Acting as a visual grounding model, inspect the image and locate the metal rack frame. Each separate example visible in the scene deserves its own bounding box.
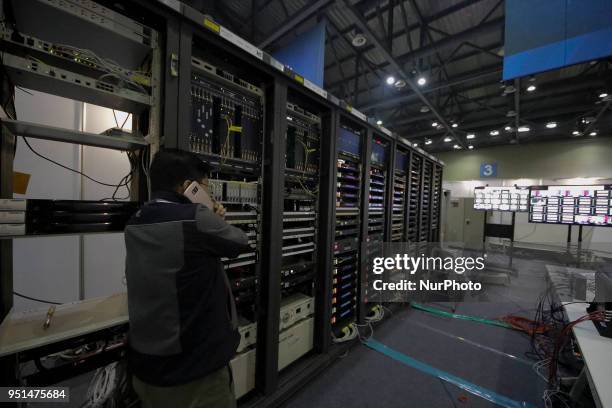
[0,1,445,407]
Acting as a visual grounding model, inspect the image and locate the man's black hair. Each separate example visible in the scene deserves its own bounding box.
[150,149,211,192]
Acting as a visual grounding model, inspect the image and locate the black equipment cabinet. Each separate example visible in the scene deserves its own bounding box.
[0,2,445,407]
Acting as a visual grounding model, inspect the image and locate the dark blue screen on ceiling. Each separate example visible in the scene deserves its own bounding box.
[338,128,361,156]
[503,0,612,80]
[272,21,326,87]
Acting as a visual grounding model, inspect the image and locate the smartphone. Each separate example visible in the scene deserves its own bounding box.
[183,181,215,210]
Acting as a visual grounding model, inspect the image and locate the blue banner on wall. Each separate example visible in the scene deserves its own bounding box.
[503,0,612,80]
[272,21,326,87]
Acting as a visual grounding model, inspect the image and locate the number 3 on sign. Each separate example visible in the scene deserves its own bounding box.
[480,163,497,178]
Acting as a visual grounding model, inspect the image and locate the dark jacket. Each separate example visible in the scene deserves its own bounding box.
[124,190,250,386]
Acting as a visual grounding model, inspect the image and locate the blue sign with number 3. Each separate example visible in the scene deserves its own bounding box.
[480,163,497,178]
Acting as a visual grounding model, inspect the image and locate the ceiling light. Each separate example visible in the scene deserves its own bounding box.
[572,130,581,136]
[351,33,367,47]
[431,122,438,127]
[444,137,452,142]
[376,120,383,125]
[590,131,597,136]
[527,85,536,92]
[599,92,608,99]
[466,133,475,139]
[546,122,557,129]
[417,76,427,86]
[425,139,433,145]
[490,130,499,136]
[386,76,395,85]
[394,79,406,89]
[420,106,430,113]
[451,123,458,128]
[413,143,418,147]
[504,125,512,131]
[518,126,530,132]
[468,145,474,150]
[453,144,461,149]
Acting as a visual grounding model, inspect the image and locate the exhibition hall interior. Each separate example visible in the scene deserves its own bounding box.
[0,0,611,407]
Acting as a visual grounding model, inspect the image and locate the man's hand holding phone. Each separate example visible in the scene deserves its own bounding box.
[213,201,226,219]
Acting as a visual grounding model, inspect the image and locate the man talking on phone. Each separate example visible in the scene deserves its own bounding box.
[124,149,249,408]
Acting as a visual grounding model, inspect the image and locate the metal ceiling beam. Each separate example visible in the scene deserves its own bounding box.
[581,101,611,136]
[325,15,383,82]
[390,89,602,129]
[398,17,504,65]
[325,0,486,50]
[335,0,465,148]
[326,27,350,101]
[391,86,605,129]
[377,73,607,117]
[326,42,502,94]
[324,15,503,72]
[257,0,334,49]
[358,66,502,111]
[395,104,601,138]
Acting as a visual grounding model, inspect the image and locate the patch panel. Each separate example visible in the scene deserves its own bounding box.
[209,179,258,205]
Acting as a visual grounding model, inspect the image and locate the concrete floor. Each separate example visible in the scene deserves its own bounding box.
[284,257,556,408]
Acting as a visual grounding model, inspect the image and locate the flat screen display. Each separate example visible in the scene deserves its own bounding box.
[395,151,408,171]
[529,185,612,226]
[474,186,529,212]
[371,140,387,165]
[338,127,361,156]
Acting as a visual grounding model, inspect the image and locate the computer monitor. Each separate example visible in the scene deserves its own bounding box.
[473,186,529,212]
[337,127,361,157]
[529,185,612,226]
[371,140,386,165]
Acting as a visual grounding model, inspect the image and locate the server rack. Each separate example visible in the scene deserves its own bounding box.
[419,160,434,242]
[0,1,446,406]
[362,135,389,310]
[406,152,423,242]
[278,91,328,373]
[392,149,409,242]
[330,119,364,336]
[0,0,165,390]
[430,164,443,241]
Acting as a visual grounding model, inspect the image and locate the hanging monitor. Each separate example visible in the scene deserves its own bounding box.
[529,185,612,226]
[474,186,529,212]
